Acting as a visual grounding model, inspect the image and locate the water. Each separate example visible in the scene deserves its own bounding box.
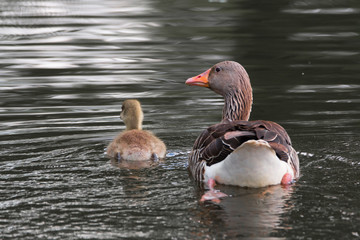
[0,0,359,239]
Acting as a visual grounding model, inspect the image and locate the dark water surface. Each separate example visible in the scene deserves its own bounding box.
[1,0,359,239]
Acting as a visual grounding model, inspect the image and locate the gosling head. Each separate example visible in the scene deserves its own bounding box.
[120,99,144,130]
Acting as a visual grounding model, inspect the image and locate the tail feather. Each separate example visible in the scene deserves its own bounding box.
[204,140,292,188]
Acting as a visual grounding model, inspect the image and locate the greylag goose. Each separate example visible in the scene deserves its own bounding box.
[185,61,299,197]
[107,99,166,161]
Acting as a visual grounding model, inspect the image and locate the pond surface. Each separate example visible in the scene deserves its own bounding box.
[0,0,359,239]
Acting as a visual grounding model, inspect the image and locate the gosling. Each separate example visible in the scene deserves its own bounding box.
[106,99,166,161]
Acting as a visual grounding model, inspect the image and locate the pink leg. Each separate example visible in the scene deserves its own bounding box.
[281,172,293,185]
[200,178,228,203]
[208,178,216,191]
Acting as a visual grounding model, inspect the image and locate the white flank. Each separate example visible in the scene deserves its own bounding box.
[204,140,294,188]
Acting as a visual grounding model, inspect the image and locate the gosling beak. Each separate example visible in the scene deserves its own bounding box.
[185,68,210,88]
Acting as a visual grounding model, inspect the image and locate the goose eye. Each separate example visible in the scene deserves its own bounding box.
[215,67,221,72]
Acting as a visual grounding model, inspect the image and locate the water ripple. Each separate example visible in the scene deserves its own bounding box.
[283,8,359,15]
[0,0,359,239]
[289,32,359,41]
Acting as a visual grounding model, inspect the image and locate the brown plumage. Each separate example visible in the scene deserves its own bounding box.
[106,99,166,161]
[186,61,299,187]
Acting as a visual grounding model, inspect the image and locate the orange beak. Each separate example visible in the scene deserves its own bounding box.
[185,68,210,88]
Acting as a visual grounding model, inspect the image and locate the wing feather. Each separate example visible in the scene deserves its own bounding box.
[188,120,299,181]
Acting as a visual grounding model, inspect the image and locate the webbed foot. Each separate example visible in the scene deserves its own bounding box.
[151,153,159,162]
[116,152,122,162]
[200,178,228,203]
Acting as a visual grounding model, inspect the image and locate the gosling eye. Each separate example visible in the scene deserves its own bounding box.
[215,67,221,72]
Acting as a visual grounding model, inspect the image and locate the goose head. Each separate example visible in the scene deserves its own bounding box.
[120,99,144,130]
[185,61,253,121]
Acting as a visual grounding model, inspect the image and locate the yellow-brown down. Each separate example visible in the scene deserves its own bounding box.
[106,99,166,161]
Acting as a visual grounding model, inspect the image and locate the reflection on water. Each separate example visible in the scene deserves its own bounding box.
[0,0,359,239]
[193,185,295,239]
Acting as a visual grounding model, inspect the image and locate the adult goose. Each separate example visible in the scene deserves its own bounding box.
[107,99,166,161]
[185,61,299,195]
